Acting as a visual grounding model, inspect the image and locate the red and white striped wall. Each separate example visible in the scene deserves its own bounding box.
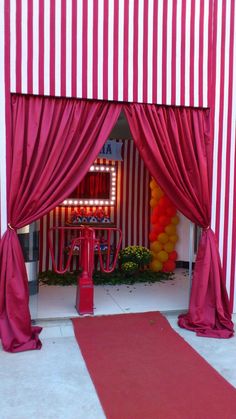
[1,0,236,310]
[39,141,150,272]
[0,1,7,238]
[211,0,236,311]
[9,0,212,107]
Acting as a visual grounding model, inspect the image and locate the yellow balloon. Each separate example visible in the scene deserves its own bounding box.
[150,179,157,190]
[158,232,169,244]
[150,198,158,208]
[151,252,158,260]
[169,234,179,243]
[164,242,175,253]
[171,215,179,225]
[165,224,177,235]
[156,250,169,262]
[150,241,163,253]
[151,187,164,200]
[150,260,163,272]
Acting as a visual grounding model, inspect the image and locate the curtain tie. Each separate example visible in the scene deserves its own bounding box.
[8,223,16,231]
[203,225,210,231]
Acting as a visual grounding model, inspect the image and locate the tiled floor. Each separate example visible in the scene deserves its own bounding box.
[1,268,236,419]
[30,268,190,320]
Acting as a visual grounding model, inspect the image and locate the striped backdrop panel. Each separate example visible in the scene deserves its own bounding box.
[39,140,150,272]
[211,0,236,312]
[10,0,213,107]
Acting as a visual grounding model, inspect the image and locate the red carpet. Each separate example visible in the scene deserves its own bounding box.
[72,312,236,419]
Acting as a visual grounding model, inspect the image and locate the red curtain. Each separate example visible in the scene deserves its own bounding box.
[72,172,110,199]
[0,95,121,352]
[124,104,234,338]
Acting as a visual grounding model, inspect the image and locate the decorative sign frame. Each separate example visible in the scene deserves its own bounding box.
[62,165,116,206]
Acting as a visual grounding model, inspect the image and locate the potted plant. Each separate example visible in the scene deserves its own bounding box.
[119,245,152,276]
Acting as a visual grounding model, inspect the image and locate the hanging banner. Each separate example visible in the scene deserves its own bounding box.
[98,140,123,161]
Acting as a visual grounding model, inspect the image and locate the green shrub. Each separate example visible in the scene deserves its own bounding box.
[121,261,139,275]
[119,246,152,274]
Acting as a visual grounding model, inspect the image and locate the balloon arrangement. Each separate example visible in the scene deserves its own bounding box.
[149,178,179,272]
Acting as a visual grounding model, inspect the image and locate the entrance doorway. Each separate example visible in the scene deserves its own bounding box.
[28,112,192,320]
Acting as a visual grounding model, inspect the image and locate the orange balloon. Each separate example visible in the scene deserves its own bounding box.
[164,242,175,253]
[150,260,163,272]
[158,232,169,244]
[150,241,163,253]
[165,224,176,235]
[156,250,169,262]
[169,234,179,244]
[150,179,157,189]
[152,187,164,201]
[171,215,179,225]
[150,198,158,208]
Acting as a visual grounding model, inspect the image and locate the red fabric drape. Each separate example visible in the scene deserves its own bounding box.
[73,172,110,199]
[0,95,121,352]
[124,104,234,338]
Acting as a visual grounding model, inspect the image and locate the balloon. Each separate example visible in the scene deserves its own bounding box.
[165,224,177,235]
[153,224,164,235]
[159,196,172,209]
[166,206,176,217]
[150,179,157,189]
[150,241,163,253]
[151,213,159,224]
[159,216,171,227]
[156,250,169,262]
[171,215,179,225]
[150,198,158,208]
[149,231,157,242]
[158,232,169,244]
[150,260,163,272]
[162,260,176,272]
[169,234,179,243]
[152,206,165,218]
[152,187,164,200]
[164,242,175,253]
[169,250,178,261]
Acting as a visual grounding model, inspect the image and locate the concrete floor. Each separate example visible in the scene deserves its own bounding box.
[0,270,236,419]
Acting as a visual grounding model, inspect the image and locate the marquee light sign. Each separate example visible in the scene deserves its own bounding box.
[62,165,116,206]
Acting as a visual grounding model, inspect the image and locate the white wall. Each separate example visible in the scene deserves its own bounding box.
[175,212,192,263]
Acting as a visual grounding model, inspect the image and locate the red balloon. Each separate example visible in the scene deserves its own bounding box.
[159,216,171,227]
[149,231,157,242]
[159,196,172,209]
[162,260,176,272]
[169,250,178,261]
[151,213,159,224]
[153,224,164,235]
[166,206,176,217]
[152,206,165,217]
